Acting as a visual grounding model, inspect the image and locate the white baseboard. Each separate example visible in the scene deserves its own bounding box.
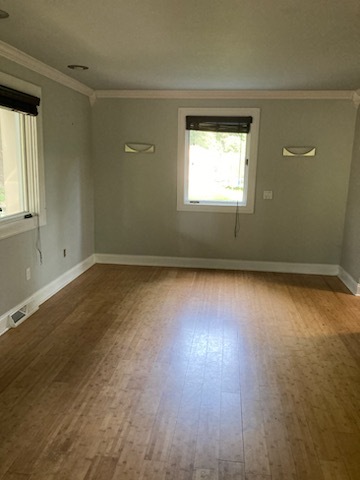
[1,255,356,339]
[338,267,360,296]
[0,254,95,337]
[0,317,7,337]
[34,254,95,306]
[95,253,340,276]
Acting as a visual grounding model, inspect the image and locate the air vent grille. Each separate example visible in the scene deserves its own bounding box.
[8,303,33,328]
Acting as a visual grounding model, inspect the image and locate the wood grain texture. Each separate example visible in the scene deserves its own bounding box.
[0,265,359,480]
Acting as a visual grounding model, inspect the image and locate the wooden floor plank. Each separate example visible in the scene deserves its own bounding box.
[0,265,358,480]
[320,460,352,480]
[219,392,244,463]
[193,469,218,480]
[218,460,245,479]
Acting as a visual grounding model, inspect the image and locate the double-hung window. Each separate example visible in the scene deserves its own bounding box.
[177,108,260,213]
[0,73,45,239]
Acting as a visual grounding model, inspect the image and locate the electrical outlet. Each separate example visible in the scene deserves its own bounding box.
[26,267,31,281]
[63,249,67,257]
[263,190,273,200]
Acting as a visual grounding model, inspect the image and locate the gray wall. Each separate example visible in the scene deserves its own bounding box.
[0,55,358,321]
[0,58,94,317]
[341,107,360,281]
[93,98,356,264]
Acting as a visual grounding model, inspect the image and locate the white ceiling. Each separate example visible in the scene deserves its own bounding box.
[0,0,359,91]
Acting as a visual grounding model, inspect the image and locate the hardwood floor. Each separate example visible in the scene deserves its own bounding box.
[0,265,359,480]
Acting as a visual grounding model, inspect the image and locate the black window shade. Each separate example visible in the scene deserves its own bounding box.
[0,85,40,116]
[186,115,252,134]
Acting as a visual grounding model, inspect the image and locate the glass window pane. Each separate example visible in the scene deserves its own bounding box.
[188,130,247,203]
[0,108,27,218]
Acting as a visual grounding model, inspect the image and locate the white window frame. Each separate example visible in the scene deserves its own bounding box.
[177,107,260,213]
[0,72,46,240]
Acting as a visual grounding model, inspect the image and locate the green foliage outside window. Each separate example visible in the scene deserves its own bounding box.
[189,130,245,153]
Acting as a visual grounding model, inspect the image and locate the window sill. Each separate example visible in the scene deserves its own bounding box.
[177,203,254,214]
[0,216,38,240]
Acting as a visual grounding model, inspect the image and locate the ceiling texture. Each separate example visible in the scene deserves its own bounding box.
[0,0,359,91]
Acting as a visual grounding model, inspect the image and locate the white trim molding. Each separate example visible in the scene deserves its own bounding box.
[177,107,260,214]
[95,89,354,101]
[34,255,95,306]
[353,90,360,108]
[0,40,357,104]
[0,255,95,337]
[96,253,339,276]
[1,255,357,338]
[0,296,39,337]
[338,267,360,296]
[0,40,94,98]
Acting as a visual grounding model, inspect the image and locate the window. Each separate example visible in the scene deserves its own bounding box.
[177,108,260,213]
[0,73,45,239]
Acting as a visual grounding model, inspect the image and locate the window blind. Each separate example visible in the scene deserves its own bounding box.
[186,115,252,134]
[0,85,40,116]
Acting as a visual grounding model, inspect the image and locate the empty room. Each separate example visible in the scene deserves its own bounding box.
[0,1,359,479]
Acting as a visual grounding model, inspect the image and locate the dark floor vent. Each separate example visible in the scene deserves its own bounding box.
[9,305,28,328]
[11,309,26,323]
[7,299,39,329]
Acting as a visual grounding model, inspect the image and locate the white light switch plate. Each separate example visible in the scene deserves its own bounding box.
[263,190,273,200]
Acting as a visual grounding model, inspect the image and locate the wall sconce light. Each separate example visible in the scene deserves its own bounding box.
[283,147,316,157]
[124,143,155,153]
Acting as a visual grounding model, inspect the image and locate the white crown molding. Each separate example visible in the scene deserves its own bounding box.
[353,90,360,108]
[94,89,354,101]
[89,92,97,106]
[0,40,94,98]
[0,40,357,103]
